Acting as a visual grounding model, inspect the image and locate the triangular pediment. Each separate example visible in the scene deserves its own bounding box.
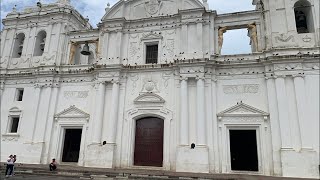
[134,93,165,104]
[141,32,163,41]
[101,0,204,21]
[55,105,89,118]
[217,102,268,117]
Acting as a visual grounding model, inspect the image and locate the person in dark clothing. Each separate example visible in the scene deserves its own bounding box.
[49,158,57,171]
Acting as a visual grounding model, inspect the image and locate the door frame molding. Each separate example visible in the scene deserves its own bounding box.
[123,107,173,170]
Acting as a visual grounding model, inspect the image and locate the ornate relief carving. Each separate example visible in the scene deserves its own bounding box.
[141,78,159,93]
[274,63,303,71]
[129,73,139,95]
[223,84,259,94]
[64,91,89,99]
[162,71,172,88]
[0,58,7,64]
[163,39,174,58]
[44,54,55,62]
[145,0,160,15]
[141,32,163,41]
[302,35,311,42]
[303,63,319,70]
[275,33,294,43]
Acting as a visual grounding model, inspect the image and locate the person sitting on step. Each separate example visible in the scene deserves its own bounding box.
[49,158,57,171]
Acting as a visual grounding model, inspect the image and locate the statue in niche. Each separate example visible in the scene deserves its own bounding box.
[218,26,227,55]
[69,42,77,64]
[247,23,258,52]
[295,11,308,33]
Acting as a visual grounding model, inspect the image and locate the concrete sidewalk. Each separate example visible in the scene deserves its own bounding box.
[0,163,317,180]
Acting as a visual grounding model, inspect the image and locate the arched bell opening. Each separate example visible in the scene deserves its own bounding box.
[12,33,25,58]
[294,0,314,34]
[33,31,47,56]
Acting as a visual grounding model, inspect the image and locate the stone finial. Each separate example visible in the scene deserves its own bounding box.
[105,3,111,13]
[203,0,209,10]
[12,5,17,12]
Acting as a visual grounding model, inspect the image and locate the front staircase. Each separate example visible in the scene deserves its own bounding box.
[0,163,316,180]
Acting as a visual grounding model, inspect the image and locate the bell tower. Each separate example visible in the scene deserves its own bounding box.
[0,1,91,69]
[261,0,320,50]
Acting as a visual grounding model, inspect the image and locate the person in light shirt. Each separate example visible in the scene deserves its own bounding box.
[5,155,14,177]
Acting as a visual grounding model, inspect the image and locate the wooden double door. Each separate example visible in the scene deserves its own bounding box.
[134,117,164,167]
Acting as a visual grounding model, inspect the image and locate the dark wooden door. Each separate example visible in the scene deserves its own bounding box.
[134,117,164,167]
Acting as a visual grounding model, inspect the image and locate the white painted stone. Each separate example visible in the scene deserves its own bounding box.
[0,0,319,178]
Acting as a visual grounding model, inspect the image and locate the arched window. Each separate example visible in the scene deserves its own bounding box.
[12,33,25,58]
[294,0,313,34]
[33,31,47,56]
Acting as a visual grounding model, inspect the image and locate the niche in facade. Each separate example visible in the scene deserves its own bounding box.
[12,33,25,58]
[33,31,47,56]
[294,0,313,34]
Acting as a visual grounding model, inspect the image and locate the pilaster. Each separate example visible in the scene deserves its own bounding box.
[179,77,189,145]
[92,81,106,143]
[265,76,282,175]
[196,76,206,146]
[274,75,292,148]
[292,74,312,149]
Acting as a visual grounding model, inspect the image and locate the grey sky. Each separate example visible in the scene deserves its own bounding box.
[1,0,255,54]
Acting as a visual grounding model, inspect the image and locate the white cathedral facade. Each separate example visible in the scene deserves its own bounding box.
[1,0,319,178]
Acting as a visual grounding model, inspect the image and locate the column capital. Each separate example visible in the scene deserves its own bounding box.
[292,73,305,78]
[196,76,205,80]
[180,76,188,81]
[274,75,286,79]
[211,78,217,82]
[111,79,120,84]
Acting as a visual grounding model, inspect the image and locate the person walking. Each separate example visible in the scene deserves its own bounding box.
[5,155,14,177]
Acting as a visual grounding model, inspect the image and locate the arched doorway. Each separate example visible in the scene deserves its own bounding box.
[134,117,164,167]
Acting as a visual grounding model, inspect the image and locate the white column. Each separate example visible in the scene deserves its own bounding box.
[33,87,52,143]
[266,76,282,175]
[196,22,203,54]
[22,27,32,56]
[102,32,109,59]
[31,86,42,142]
[196,76,206,145]
[43,23,53,56]
[275,75,292,148]
[293,74,312,148]
[211,78,220,172]
[92,81,106,143]
[106,80,120,143]
[180,77,189,145]
[116,31,123,61]
[181,24,188,55]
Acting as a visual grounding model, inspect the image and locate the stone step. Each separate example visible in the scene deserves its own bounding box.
[1,163,316,180]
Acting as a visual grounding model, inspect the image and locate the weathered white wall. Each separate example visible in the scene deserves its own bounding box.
[1,0,319,179]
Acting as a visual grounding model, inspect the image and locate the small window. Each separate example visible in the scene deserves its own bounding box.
[146,44,158,64]
[16,89,24,101]
[10,117,20,133]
